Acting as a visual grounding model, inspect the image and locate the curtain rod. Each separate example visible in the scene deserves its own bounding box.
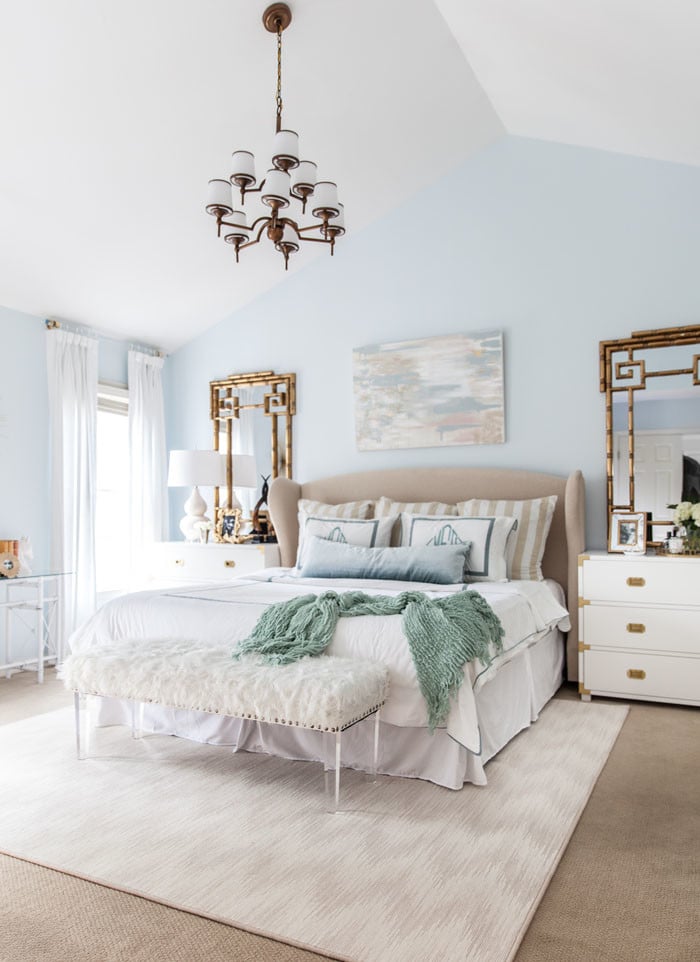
[45,319,164,357]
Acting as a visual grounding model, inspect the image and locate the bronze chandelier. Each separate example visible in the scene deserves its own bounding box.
[205,3,344,270]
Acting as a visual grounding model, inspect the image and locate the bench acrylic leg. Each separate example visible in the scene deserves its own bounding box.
[74,691,88,760]
[131,700,145,739]
[371,709,380,784]
[324,730,342,814]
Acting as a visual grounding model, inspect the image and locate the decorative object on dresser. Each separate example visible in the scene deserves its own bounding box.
[209,370,295,524]
[144,541,280,588]
[600,323,700,547]
[608,510,647,554]
[578,551,700,706]
[167,449,227,542]
[353,331,505,451]
[665,497,700,554]
[205,4,344,271]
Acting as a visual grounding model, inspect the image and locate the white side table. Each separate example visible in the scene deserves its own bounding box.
[0,571,70,683]
[578,551,700,706]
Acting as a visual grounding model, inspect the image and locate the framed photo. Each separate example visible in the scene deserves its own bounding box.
[214,508,241,544]
[609,511,647,554]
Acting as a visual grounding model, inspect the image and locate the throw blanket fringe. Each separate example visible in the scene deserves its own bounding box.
[233,590,504,731]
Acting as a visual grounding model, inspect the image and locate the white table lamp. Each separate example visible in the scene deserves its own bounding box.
[168,450,227,541]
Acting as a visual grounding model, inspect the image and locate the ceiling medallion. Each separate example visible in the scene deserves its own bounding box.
[206,3,344,271]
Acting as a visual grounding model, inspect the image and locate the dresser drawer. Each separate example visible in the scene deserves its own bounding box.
[147,543,278,583]
[582,649,700,703]
[581,556,700,606]
[582,605,700,655]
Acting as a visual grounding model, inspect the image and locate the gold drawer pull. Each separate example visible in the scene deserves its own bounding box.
[626,577,645,587]
[626,623,646,634]
[626,669,646,680]
[174,559,184,567]
[224,560,237,568]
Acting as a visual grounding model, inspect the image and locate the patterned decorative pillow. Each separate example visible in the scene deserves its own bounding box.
[374,497,457,545]
[456,496,557,581]
[399,513,518,582]
[295,515,396,570]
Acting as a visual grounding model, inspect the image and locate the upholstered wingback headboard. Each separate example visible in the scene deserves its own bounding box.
[268,467,585,681]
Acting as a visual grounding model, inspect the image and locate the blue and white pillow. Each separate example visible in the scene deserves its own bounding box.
[295,514,396,570]
[399,513,518,582]
[299,537,471,584]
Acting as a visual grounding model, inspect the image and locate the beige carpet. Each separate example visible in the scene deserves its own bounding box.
[0,700,626,962]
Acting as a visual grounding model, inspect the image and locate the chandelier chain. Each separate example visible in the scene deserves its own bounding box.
[276,20,283,133]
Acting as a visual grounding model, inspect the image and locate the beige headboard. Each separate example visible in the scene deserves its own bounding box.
[268,467,585,681]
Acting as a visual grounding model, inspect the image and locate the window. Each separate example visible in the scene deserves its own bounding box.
[96,382,129,595]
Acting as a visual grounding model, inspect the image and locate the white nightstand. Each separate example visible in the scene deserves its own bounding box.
[578,551,700,706]
[145,542,280,589]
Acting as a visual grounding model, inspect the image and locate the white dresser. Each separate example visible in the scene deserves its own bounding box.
[578,551,700,706]
[145,542,280,588]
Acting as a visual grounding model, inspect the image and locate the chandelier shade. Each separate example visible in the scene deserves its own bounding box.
[206,179,233,216]
[206,3,344,270]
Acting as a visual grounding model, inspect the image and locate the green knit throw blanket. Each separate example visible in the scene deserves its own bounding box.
[233,590,504,731]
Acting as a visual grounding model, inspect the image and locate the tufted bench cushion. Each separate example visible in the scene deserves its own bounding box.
[61,642,389,732]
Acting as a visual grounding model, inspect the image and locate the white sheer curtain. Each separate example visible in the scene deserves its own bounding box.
[233,386,257,518]
[46,328,98,640]
[128,351,167,583]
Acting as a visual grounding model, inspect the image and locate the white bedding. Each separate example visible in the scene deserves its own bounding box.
[69,570,570,758]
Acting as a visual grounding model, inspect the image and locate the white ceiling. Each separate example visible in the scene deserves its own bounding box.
[1,1,698,352]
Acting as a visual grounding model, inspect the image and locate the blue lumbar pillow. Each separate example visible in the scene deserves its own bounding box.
[298,536,471,585]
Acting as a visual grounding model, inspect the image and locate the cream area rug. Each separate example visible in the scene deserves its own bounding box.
[0,699,627,962]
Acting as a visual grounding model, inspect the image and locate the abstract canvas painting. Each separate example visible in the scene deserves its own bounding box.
[353,331,504,451]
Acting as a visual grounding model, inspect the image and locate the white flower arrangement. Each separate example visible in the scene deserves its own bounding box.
[670,500,700,531]
[194,520,213,531]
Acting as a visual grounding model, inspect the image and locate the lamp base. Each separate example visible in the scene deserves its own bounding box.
[179,486,210,542]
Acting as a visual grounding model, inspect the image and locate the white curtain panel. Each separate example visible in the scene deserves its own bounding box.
[46,329,98,641]
[128,351,167,582]
[232,386,257,517]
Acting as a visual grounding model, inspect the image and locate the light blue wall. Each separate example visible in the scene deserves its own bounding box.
[164,136,700,549]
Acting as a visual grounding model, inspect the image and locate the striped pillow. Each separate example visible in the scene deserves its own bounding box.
[298,499,373,519]
[456,496,557,581]
[374,497,457,518]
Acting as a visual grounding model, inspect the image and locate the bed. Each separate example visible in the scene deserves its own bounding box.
[68,466,585,789]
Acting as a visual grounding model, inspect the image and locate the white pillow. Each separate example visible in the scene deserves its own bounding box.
[457,496,557,581]
[295,515,396,571]
[399,513,518,582]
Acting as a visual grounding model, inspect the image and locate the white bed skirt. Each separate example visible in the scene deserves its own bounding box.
[91,628,564,790]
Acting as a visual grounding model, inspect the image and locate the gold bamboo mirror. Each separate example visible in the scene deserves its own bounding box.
[209,370,296,541]
[600,325,700,544]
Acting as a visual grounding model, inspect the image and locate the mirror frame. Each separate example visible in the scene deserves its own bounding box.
[600,324,700,544]
[209,369,296,516]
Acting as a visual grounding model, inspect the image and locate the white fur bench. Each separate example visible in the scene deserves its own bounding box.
[61,643,389,810]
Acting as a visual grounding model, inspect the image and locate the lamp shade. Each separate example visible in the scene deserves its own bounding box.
[230,454,258,489]
[167,450,227,487]
[206,179,233,215]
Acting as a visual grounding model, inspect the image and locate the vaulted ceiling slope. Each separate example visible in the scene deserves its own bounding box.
[1,1,696,351]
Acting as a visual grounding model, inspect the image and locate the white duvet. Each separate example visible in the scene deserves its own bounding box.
[69,569,570,754]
